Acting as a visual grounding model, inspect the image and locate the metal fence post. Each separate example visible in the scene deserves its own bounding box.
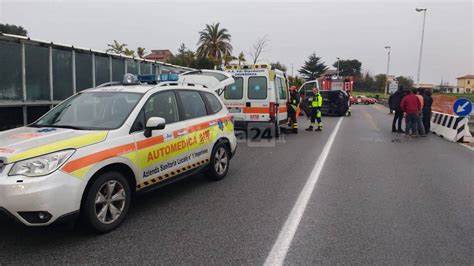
[92,53,96,87]
[109,55,113,82]
[21,41,27,125]
[72,50,76,94]
[49,46,53,101]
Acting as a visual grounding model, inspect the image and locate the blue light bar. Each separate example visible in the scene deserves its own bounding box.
[137,74,158,84]
[160,73,179,82]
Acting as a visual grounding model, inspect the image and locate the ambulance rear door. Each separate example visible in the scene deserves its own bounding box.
[222,71,246,126]
[244,69,271,123]
[274,74,289,125]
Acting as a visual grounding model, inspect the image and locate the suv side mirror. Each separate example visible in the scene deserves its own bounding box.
[144,117,166,138]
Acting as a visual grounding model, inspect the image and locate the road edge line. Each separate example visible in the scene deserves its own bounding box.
[263,117,344,266]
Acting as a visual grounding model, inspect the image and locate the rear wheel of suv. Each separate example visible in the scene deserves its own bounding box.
[207,142,230,181]
[82,171,131,233]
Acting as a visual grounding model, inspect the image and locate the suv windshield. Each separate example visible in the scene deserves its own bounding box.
[33,92,143,130]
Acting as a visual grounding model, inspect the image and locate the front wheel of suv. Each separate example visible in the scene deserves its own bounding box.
[82,171,131,233]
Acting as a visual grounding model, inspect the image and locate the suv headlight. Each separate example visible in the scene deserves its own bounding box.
[9,150,75,177]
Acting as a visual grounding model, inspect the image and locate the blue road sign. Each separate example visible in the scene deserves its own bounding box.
[453,98,472,116]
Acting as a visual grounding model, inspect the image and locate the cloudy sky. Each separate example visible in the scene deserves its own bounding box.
[1,0,472,85]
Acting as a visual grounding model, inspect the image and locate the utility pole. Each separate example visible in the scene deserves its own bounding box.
[336,57,340,78]
[384,46,391,96]
[415,8,427,88]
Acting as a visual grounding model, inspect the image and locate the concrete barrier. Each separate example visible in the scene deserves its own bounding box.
[431,111,472,143]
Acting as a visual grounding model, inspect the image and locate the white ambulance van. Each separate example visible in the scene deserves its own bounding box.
[222,64,289,137]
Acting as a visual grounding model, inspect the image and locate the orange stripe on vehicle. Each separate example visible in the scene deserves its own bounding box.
[279,106,288,113]
[243,107,269,114]
[136,135,164,150]
[62,116,233,174]
[63,143,136,173]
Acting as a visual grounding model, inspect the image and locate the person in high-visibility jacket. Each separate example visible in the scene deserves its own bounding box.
[287,86,300,133]
[306,88,323,131]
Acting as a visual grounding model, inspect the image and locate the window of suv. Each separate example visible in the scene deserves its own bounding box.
[178,90,207,119]
[144,91,179,124]
[131,91,180,133]
[248,76,267,99]
[203,92,223,114]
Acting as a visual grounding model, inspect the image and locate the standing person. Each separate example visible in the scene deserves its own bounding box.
[416,89,426,136]
[287,86,300,134]
[306,88,323,131]
[391,86,405,133]
[400,89,422,136]
[422,90,433,132]
[388,93,394,114]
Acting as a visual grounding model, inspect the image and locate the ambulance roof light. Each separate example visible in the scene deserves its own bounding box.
[137,74,158,84]
[123,73,139,85]
[159,73,179,82]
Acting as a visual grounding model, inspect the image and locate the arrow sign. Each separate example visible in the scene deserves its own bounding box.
[453,98,473,116]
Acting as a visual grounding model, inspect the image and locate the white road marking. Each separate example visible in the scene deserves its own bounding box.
[460,143,474,151]
[264,117,344,266]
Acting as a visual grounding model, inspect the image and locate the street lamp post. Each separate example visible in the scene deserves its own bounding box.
[384,46,391,96]
[415,8,427,88]
[336,57,340,78]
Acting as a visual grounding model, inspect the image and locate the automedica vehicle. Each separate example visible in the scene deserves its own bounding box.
[0,73,237,233]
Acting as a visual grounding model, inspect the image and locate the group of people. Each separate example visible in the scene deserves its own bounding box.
[287,86,323,134]
[389,86,433,137]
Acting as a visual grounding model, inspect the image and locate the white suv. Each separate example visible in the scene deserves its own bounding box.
[0,73,237,232]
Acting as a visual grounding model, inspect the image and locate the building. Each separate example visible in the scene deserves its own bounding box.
[0,34,191,131]
[456,75,474,93]
[144,49,173,62]
[432,85,464,93]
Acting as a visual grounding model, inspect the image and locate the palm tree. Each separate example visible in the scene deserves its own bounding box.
[106,40,127,55]
[197,22,233,64]
[137,47,146,58]
[238,52,246,66]
[123,48,135,57]
[223,54,237,66]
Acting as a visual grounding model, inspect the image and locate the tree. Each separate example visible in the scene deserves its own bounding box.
[396,76,414,91]
[106,40,128,55]
[374,74,387,92]
[0,23,27,36]
[271,62,287,72]
[238,52,246,66]
[170,43,197,68]
[169,43,214,69]
[191,56,215,69]
[354,72,375,91]
[288,75,304,88]
[123,48,135,57]
[298,53,328,81]
[249,36,269,64]
[137,47,146,58]
[197,22,233,64]
[223,54,237,65]
[332,59,362,77]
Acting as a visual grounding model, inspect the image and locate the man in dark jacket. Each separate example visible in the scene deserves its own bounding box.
[388,93,394,114]
[422,90,433,132]
[400,89,422,136]
[391,86,405,133]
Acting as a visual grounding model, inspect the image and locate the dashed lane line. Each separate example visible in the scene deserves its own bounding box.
[263,117,344,266]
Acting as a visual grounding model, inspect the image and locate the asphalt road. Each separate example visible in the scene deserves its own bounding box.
[0,104,472,264]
